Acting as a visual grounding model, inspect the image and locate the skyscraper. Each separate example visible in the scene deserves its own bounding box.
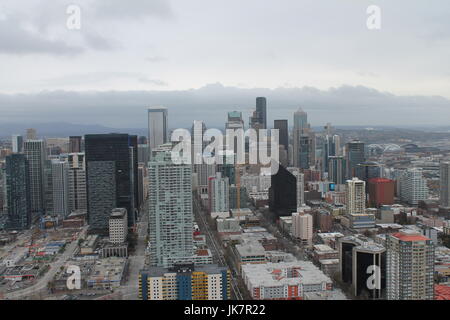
[67,153,87,213]
[269,164,304,216]
[328,156,346,185]
[85,134,137,232]
[274,120,288,152]
[256,97,267,129]
[26,128,37,140]
[5,154,31,230]
[148,107,168,153]
[249,97,267,130]
[51,159,70,219]
[11,135,23,153]
[346,178,366,215]
[440,161,450,208]
[398,168,429,205]
[207,172,230,214]
[293,108,308,132]
[69,136,82,153]
[352,243,386,299]
[24,140,47,219]
[225,111,244,130]
[322,134,341,174]
[293,108,315,169]
[356,161,383,183]
[148,150,194,268]
[345,140,365,179]
[386,231,434,300]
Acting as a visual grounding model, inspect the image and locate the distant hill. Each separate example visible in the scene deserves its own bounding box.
[0,122,147,138]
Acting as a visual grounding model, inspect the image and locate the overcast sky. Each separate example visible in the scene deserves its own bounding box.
[0,0,449,128]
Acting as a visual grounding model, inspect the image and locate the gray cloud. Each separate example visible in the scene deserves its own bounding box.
[93,0,174,20]
[0,15,83,55]
[138,78,168,86]
[42,72,166,86]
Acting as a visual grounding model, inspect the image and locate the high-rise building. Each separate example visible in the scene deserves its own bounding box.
[24,140,47,219]
[249,97,267,130]
[85,134,138,232]
[69,136,82,153]
[194,162,216,195]
[67,153,87,213]
[440,162,450,208]
[109,208,128,244]
[292,211,313,245]
[352,243,386,299]
[328,156,346,185]
[137,164,148,210]
[11,135,23,153]
[256,97,267,129]
[386,231,434,300]
[322,134,341,174]
[398,168,429,205]
[207,172,229,214]
[293,108,308,132]
[274,120,288,159]
[225,111,244,130]
[139,263,230,300]
[346,178,366,215]
[269,164,304,217]
[287,167,305,210]
[229,185,249,210]
[5,154,31,230]
[51,159,70,219]
[339,236,362,284]
[26,128,37,140]
[148,107,169,153]
[293,108,315,169]
[137,144,149,165]
[148,150,193,268]
[356,161,383,183]
[345,140,365,179]
[295,133,316,169]
[368,178,395,208]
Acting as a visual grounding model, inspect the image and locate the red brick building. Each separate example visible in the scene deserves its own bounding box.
[368,178,395,207]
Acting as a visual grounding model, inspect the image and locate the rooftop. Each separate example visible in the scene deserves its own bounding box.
[236,242,266,257]
[242,261,332,288]
[435,285,450,300]
[392,230,430,242]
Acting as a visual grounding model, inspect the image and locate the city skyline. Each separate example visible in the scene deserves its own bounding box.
[1,0,450,305]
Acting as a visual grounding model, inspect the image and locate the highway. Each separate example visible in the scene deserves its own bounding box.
[193,196,244,300]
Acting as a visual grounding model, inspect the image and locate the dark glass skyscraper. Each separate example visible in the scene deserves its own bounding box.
[269,164,297,217]
[85,133,138,232]
[5,154,31,230]
[274,120,288,150]
[256,97,267,129]
[24,140,47,219]
[345,140,365,179]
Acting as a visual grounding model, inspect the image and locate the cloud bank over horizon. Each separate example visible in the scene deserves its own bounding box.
[1,83,449,130]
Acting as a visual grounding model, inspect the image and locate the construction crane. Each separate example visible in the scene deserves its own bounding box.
[235,163,242,223]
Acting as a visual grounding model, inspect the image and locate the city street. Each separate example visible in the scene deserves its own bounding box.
[116,201,148,300]
[193,195,244,300]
